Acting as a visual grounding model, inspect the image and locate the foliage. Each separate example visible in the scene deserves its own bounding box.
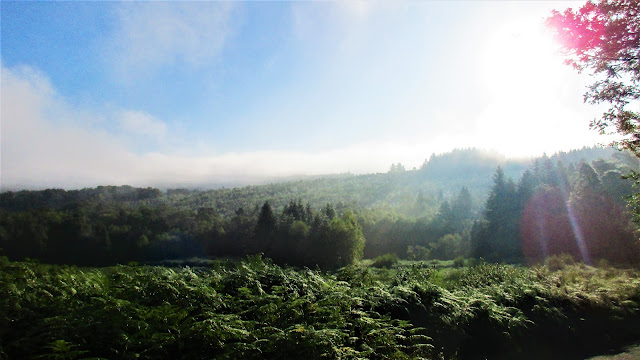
[474,155,640,266]
[548,0,640,154]
[2,258,640,359]
[545,253,576,271]
[453,256,465,268]
[548,1,640,236]
[0,147,636,268]
[430,233,469,260]
[371,253,399,268]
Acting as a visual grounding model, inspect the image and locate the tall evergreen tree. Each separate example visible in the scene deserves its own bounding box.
[517,170,537,210]
[472,167,522,262]
[255,201,276,254]
[452,186,473,224]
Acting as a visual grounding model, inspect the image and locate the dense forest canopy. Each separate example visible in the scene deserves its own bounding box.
[1,147,637,269]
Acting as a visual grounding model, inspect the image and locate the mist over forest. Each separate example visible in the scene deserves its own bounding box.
[3,146,640,359]
[3,0,640,358]
[1,146,636,267]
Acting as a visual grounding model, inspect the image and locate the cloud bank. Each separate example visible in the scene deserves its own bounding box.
[1,64,441,190]
[0,1,612,191]
[118,110,166,139]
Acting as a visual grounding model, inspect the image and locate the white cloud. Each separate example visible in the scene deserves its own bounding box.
[0,64,440,190]
[118,110,166,139]
[106,2,236,79]
[1,65,135,189]
[0,62,611,191]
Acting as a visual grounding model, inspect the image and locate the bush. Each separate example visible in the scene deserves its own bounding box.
[453,256,465,268]
[545,253,575,271]
[465,258,480,267]
[596,258,610,268]
[371,253,399,268]
[430,233,464,260]
[407,245,430,261]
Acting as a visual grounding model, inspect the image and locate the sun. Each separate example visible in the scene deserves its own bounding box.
[472,17,598,158]
[480,19,563,101]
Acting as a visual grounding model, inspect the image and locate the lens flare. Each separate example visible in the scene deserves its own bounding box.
[565,200,591,265]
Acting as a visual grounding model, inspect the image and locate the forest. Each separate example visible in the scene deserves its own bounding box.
[1,147,637,269]
[3,0,640,358]
[2,147,640,359]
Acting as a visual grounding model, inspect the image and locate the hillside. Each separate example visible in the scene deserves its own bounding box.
[4,147,620,216]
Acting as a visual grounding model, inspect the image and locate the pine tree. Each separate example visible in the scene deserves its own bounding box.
[452,186,473,224]
[473,167,522,262]
[254,201,276,254]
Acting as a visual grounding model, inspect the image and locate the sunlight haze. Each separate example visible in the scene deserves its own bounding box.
[0,1,609,189]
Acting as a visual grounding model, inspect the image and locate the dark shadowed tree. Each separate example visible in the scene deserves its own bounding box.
[255,201,276,254]
[472,167,522,262]
[570,162,639,264]
[517,170,537,209]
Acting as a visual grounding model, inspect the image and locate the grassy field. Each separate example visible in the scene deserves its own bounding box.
[1,255,640,359]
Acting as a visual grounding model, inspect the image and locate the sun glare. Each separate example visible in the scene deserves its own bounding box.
[474,18,594,158]
[481,20,562,98]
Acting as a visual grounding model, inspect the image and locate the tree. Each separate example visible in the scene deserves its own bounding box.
[194,207,225,254]
[452,186,473,225]
[254,201,276,253]
[324,211,365,269]
[547,0,640,154]
[470,219,490,259]
[574,162,604,196]
[472,167,521,262]
[521,187,580,264]
[389,163,406,173]
[435,200,454,233]
[517,169,537,209]
[430,233,467,260]
[322,203,336,221]
[282,199,307,224]
[569,164,639,264]
[548,0,640,238]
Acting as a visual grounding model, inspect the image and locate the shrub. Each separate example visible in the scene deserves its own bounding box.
[545,253,575,271]
[371,253,399,268]
[453,256,465,268]
[596,258,610,268]
[407,245,430,261]
[465,258,479,267]
[430,233,464,260]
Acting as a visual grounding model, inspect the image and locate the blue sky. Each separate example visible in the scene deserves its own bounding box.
[1,1,608,189]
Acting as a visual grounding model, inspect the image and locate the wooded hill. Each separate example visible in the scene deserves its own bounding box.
[0,146,637,268]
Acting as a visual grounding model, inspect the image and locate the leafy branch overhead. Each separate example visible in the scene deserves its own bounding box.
[547,0,640,154]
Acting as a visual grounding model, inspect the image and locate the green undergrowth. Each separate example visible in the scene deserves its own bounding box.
[1,256,640,359]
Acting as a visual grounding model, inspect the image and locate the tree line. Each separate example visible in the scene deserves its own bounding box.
[472,156,639,265]
[0,194,365,269]
[0,148,637,268]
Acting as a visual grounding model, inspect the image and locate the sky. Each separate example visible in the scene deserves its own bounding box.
[1,0,611,190]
